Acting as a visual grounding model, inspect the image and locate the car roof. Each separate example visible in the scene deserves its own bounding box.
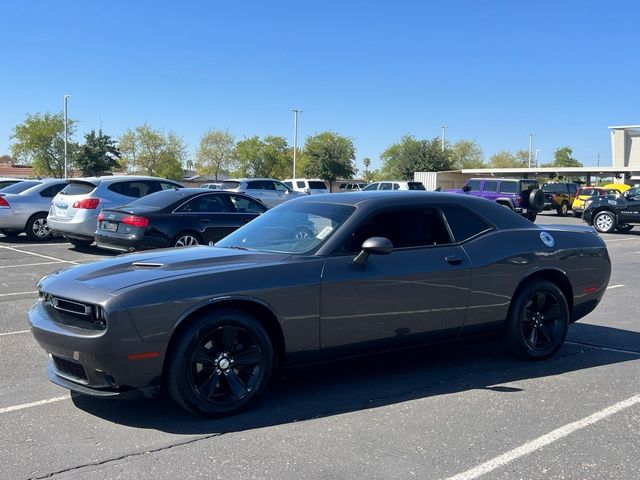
[68,175,181,185]
[223,178,281,182]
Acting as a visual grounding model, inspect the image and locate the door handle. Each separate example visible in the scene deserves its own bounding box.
[445,255,463,265]
[200,219,210,223]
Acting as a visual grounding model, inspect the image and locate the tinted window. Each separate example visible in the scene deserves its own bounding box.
[129,189,185,208]
[362,183,378,191]
[344,207,451,252]
[380,183,393,190]
[499,182,517,194]
[407,182,426,190]
[283,181,293,189]
[228,195,266,213]
[466,180,481,191]
[176,194,231,213]
[308,181,327,190]
[0,180,41,193]
[274,182,289,192]
[0,180,21,190]
[40,183,66,197]
[542,183,566,193]
[296,181,305,188]
[520,180,539,191]
[483,181,498,192]
[159,181,181,191]
[108,181,153,198]
[441,205,492,242]
[568,184,578,195]
[220,181,241,190]
[61,181,96,195]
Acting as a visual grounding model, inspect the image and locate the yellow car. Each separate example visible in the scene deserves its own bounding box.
[572,187,606,217]
[601,183,630,193]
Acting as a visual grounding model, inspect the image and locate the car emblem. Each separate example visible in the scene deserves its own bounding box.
[540,231,555,247]
[608,200,617,205]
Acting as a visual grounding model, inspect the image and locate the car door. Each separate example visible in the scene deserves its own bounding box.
[620,188,640,222]
[482,180,498,201]
[175,194,238,244]
[245,180,271,205]
[320,205,471,354]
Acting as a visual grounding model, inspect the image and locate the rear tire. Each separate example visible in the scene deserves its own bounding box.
[503,280,569,360]
[25,213,53,241]
[556,202,569,216]
[172,232,201,248]
[525,212,537,222]
[165,309,274,417]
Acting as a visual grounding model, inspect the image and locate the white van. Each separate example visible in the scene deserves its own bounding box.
[282,178,329,195]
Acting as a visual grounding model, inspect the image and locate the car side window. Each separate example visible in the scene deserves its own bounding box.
[40,183,66,197]
[176,195,230,213]
[274,182,289,192]
[466,180,481,191]
[499,182,517,194]
[342,207,452,253]
[296,181,305,189]
[483,181,498,192]
[392,183,400,190]
[246,181,263,190]
[284,181,293,189]
[362,183,378,191]
[440,205,492,242]
[228,195,266,213]
[569,184,578,195]
[159,181,180,191]
[380,182,392,190]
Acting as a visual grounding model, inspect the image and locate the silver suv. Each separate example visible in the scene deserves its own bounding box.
[48,176,183,246]
[219,178,306,208]
[363,181,426,191]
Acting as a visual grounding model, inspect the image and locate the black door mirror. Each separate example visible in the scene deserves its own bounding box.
[462,185,471,193]
[353,237,393,265]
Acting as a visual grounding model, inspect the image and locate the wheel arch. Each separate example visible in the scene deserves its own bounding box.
[588,207,617,225]
[163,297,286,377]
[510,269,574,318]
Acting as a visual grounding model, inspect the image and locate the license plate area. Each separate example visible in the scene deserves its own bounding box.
[100,221,118,232]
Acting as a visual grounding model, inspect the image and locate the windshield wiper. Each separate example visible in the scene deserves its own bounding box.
[217,245,252,251]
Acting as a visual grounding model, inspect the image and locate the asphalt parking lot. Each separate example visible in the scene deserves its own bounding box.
[0,211,639,480]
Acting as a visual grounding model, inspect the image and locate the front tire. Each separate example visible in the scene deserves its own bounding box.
[165,309,274,417]
[593,211,616,233]
[503,280,569,360]
[25,213,53,241]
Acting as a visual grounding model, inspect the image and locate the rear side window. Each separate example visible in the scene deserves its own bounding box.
[176,194,231,213]
[441,205,492,242]
[499,182,517,194]
[107,181,152,198]
[568,184,578,195]
[380,183,393,190]
[362,183,378,191]
[40,183,67,198]
[283,181,293,189]
[61,181,97,195]
[228,195,266,213]
[1,181,41,193]
[308,181,327,190]
[296,181,305,188]
[483,181,498,192]
[520,180,539,192]
[466,180,481,191]
[344,207,451,252]
[407,182,426,190]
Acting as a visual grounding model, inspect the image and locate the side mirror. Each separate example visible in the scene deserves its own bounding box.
[462,185,471,193]
[353,237,393,265]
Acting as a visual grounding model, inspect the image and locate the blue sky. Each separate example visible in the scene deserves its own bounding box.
[1,0,639,171]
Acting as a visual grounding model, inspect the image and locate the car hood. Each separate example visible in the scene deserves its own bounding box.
[38,246,291,295]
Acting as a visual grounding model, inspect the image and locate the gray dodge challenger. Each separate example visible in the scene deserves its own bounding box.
[29,191,611,417]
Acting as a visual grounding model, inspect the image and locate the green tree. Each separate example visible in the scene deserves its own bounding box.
[302,131,356,189]
[10,112,77,177]
[74,130,121,176]
[380,135,454,179]
[235,135,290,179]
[543,147,583,167]
[451,139,485,169]
[195,129,237,180]
[489,150,527,168]
[118,124,186,180]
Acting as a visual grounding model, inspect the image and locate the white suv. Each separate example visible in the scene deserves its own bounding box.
[362,181,426,191]
[218,178,306,208]
[282,178,328,195]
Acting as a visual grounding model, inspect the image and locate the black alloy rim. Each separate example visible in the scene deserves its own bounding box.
[190,326,263,405]
[520,291,564,351]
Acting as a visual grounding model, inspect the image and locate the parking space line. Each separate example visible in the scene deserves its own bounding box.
[0,330,30,337]
[0,291,38,297]
[0,261,64,269]
[0,245,79,265]
[444,393,640,480]
[0,396,68,415]
[606,284,625,290]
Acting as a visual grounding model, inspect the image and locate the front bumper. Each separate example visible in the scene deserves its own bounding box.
[29,298,165,398]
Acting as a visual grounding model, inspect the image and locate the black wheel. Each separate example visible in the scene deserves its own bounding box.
[165,309,274,417]
[66,237,94,247]
[503,280,569,360]
[525,212,537,222]
[0,229,20,237]
[556,202,569,216]
[172,232,201,247]
[615,224,634,233]
[593,210,616,233]
[25,213,53,241]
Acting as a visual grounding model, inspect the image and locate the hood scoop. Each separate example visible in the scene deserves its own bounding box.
[131,262,164,268]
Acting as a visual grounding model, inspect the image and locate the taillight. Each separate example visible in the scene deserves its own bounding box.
[121,215,149,228]
[97,212,105,221]
[0,197,9,207]
[72,198,100,209]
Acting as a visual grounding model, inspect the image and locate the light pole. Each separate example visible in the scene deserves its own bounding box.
[528,133,535,168]
[535,149,541,167]
[64,95,71,179]
[441,125,447,152]
[292,109,302,178]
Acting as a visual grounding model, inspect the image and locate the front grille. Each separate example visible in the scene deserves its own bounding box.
[40,293,107,330]
[52,355,88,383]
[44,294,91,316]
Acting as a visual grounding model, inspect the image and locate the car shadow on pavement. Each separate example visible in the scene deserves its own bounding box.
[71,323,640,434]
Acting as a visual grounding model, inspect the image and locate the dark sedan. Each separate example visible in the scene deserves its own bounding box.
[94,188,267,252]
[29,192,610,417]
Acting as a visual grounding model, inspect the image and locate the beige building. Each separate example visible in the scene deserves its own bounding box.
[610,125,640,170]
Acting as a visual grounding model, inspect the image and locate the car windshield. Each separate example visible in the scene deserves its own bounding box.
[0,180,41,193]
[216,201,354,254]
